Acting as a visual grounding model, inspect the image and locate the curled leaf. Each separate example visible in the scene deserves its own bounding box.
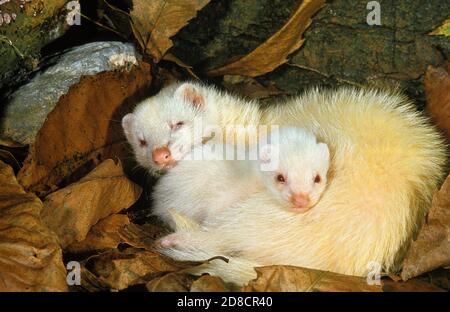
[41,159,142,248]
[82,248,201,291]
[0,161,67,291]
[243,265,382,292]
[401,174,450,281]
[17,63,152,197]
[131,0,210,62]
[425,65,450,141]
[207,0,325,77]
[67,214,164,254]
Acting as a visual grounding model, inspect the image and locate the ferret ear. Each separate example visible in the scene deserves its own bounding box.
[122,113,135,139]
[174,83,205,108]
[318,142,330,162]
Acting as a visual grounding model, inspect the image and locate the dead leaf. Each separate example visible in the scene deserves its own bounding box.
[17,63,152,197]
[41,159,142,248]
[425,65,450,141]
[66,214,131,253]
[429,17,450,36]
[206,0,325,77]
[81,247,200,291]
[67,214,165,254]
[130,0,210,62]
[242,266,382,292]
[401,174,450,280]
[190,275,231,292]
[383,277,445,292]
[0,160,67,291]
[146,272,195,292]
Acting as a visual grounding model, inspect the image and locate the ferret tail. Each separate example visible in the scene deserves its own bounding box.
[161,247,259,286]
[159,210,260,286]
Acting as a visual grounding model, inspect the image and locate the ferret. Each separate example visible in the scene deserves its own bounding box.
[122,81,260,175]
[152,127,330,230]
[156,87,448,286]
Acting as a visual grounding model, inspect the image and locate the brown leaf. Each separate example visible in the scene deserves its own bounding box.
[17,63,152,197]
[401,174,450,280]
[242,266,382,292]
[207,0,325,77]
[146,272,195,292]
[383,277,445,292]
[67,214,165,254]
[190,275,232,292]
[0,161,67,291]
[425,65,450,141]
[82,248,200,291]
[130,0,210,62]
[41,159,142,248]
[66,214,131,253]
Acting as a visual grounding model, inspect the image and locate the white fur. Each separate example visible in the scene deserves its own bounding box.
[157,87,448,285]
[152,127,330,229]
[122,81,261,174]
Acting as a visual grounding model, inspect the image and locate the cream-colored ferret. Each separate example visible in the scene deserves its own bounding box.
[122,82,260,175]
[152,127,330,230]
[157,87,448,285]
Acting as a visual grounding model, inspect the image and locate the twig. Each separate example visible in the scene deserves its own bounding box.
[287,63,364,88]
[80,13,125,39]
[0,35,24,59]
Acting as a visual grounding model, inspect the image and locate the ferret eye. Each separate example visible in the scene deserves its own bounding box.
[139,139,147,147]
[171,121,185,131]
[314,174,321,184]
[276,174,286,184]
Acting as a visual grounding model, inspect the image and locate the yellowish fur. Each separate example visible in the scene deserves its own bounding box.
[159,87,448,285]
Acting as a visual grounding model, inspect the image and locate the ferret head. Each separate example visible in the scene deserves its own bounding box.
[258,127,330,213]
[122,82,212,174]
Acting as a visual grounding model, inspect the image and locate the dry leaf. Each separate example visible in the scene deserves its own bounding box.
[146,272,195,292]
[131,0,210,62]
[207,0,325,77]
[401,174,450,280]
[0,161,67,291]
[425,65,450,141]
[190,275,231,292]
[82,247,200,291]
[17,63,152,196]
[383,278,445,292]
[67,214,131,253]
[41,159,142,248]
[429,17,450,36]
[243,266,382,292]
[67,214,165,254]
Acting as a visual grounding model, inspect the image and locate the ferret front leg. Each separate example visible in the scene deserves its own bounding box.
[157,229,231,254]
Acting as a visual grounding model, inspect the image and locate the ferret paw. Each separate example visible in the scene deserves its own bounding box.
[157,233,184,248]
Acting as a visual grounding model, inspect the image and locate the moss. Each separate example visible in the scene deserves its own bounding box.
[0,0,69,95]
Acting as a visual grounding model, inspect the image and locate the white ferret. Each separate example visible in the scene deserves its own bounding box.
[157,87,448,285]
[122,81,260,175]
[152,127,330,230]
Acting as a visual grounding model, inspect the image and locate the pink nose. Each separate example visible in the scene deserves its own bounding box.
[152,146,173,166]
[290,193,310,209]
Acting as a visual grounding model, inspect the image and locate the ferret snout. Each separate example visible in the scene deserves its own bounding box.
[290,193,310,211]
[152,146,175,166]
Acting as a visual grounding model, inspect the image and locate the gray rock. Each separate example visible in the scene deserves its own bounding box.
[0,41,140,145]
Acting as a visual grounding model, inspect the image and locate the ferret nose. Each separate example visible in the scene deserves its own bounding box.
[152,146,173,166]
[290,193,310,210]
